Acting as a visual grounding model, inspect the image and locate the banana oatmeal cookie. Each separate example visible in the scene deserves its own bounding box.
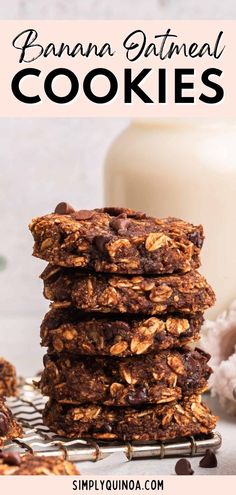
[29,205,204,275]
[39,349,211,406]
[41,307,203,356]
[42,266,215,315]
[43,395,217,441]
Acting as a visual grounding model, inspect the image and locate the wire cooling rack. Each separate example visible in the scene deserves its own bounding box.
[4,378,222,462]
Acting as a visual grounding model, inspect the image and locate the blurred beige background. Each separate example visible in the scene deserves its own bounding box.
[0,0,236,375]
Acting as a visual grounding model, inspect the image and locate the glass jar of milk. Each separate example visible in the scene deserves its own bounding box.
[104,119,236,319]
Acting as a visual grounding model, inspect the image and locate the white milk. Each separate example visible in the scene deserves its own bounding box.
[105,119,236,318]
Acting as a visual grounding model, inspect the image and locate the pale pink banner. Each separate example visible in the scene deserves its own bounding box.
[0,20,235,117]
[0,475,235,494]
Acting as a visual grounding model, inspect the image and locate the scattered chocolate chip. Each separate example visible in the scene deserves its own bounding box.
[199,449,217,468]
[127,387,148,406]
[94,235,111,252]
[72,210,95,221]
[0,451,21,466]
[0,413,8,436]
[54,202,75,215]
[175,458,194,475]
[110,215,131,234]
[188,231,203,249]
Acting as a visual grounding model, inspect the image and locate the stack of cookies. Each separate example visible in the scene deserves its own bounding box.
[29,204,217,442]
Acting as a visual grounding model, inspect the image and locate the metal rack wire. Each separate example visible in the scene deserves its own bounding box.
[4,378,222,462]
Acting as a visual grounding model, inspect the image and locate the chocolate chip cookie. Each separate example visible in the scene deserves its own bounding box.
[39,349,211,406]
[43,395,217,441]
[41,307,203,356]
[42,266,215,315]
[29,205,204,275]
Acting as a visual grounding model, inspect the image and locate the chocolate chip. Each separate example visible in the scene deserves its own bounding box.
[94,235,111,252]
[199,449,217,468]
[185,354,200,374]
[114,321,130,332]
[104,321,130,342]
[102,422,113,433]
[110,215,131,234]
[0,413,8,436]
[0,451,21,466]
[102,207,128,217]
[72,210,95,221]
[153,331,165,342]
[129,211,146,219]
[102,207,146,219]
[194,347,211,362]
[127,387,148,406]
[175,458,194,475]
[104,325,115,342]
[54,202,75,215]
[188,231,203,249]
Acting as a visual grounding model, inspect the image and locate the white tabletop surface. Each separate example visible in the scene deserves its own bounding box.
[79,396,236,476]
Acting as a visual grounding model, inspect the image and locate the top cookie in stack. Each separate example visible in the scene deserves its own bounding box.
[30,204,203,274]
[29,204,217,442]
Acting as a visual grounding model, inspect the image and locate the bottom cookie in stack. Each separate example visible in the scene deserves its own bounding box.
[43,395,217,442]
[39,347,216,442]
